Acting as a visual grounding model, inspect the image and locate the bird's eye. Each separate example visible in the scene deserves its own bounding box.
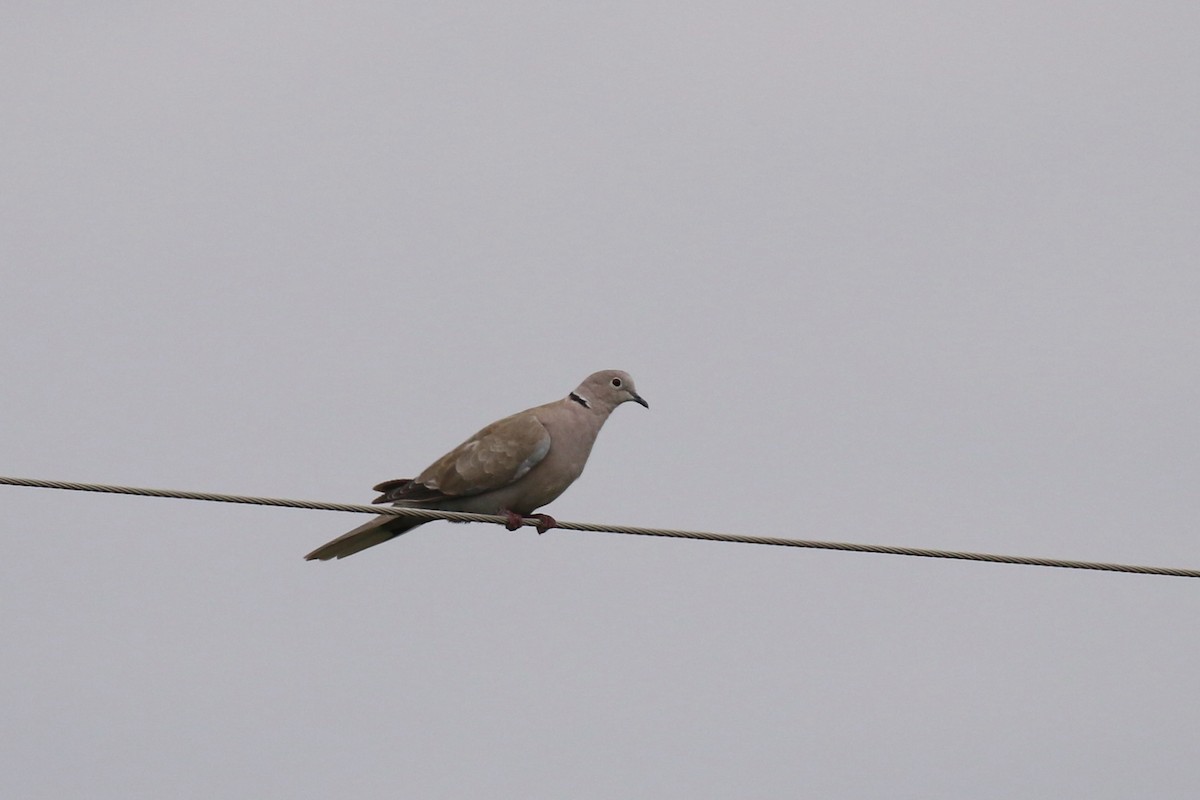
[611,378,623,388]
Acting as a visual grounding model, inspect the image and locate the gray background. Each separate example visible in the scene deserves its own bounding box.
[4,3,1199,797]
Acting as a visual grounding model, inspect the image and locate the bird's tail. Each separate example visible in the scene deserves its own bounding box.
[304,512,427,561]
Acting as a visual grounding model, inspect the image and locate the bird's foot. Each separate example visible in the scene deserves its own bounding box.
[530,514,557,534]
[501,511,558,534]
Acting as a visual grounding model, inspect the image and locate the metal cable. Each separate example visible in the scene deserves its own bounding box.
[3,475,1198,578]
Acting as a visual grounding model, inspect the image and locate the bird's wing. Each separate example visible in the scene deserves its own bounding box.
[391,410,552,503]
[371,478,413,504]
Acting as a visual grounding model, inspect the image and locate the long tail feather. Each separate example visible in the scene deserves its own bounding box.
[304,513,427,561]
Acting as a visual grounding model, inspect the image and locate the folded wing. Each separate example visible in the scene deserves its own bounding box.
[381,412,552,505]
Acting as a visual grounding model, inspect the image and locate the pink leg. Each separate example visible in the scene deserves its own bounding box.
[501,511,557,534]
[529,513,558,534]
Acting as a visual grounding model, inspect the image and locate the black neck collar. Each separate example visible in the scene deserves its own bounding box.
[569,391,590,409]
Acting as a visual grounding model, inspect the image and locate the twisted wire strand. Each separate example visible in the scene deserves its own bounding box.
[3,475,1198,578]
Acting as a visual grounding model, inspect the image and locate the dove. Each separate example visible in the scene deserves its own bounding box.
[304,370,648,560]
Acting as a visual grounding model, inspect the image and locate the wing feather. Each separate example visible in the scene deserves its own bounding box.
[387,412,551,503]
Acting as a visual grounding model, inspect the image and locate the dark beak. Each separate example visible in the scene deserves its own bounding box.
[631,393,649,409]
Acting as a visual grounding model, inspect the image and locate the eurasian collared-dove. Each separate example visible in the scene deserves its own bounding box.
[304,370,648,560]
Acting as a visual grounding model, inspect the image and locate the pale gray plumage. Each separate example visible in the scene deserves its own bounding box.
[304,370,648,560]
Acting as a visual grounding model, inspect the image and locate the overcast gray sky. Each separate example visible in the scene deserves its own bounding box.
[4,3,1200,797]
